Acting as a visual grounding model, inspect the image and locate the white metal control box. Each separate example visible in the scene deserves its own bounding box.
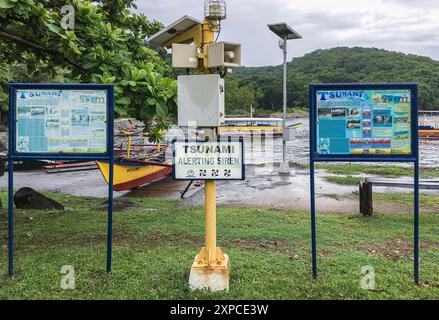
[177,74,225,127]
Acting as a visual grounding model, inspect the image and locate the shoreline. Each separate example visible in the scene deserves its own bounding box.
[1,163,438,214]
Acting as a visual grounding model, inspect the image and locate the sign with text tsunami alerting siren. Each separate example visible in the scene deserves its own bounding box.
[173,139,245,180]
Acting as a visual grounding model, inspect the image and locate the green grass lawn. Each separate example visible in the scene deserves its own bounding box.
[317,164,439,179]
[324,175,364,186]
[374,193,439,212]
[1,190,439,300]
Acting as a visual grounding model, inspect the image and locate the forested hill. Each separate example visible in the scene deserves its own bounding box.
[227,47,439,114]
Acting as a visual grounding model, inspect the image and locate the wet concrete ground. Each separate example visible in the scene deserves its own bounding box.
[0,169,201,199]
[180,165,374,213]
[1,165,438,214]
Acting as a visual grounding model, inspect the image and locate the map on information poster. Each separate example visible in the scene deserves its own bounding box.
[316,89,412,156]
[15,89,107,154]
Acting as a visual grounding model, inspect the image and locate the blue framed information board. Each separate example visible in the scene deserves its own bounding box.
[309,83,420,284]
[310,83,418,162]
[8,83,115,276]
[14,88,108,155]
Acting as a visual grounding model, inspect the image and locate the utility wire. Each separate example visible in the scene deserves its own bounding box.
[215,20,221,42]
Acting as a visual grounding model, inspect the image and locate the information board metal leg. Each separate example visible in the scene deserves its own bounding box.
[414,160,420,285]
[106,156,114,273]
[310,160,317,279]
[8,158,14,277]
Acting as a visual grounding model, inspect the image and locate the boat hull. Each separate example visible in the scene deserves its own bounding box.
[96,161,172,191]
[218,123,302,138]
[218,126,283,138]
[419,130,439,140]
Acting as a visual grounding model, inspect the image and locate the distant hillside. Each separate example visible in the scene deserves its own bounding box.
[230,47,439,113]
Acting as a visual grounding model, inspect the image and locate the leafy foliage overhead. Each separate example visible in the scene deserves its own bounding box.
[233,47,439,112]
[0,0,176,140]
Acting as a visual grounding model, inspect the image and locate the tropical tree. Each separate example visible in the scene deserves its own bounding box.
[0,0,176,140]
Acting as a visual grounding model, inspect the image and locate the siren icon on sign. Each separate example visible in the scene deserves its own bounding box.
[187,169,195,178]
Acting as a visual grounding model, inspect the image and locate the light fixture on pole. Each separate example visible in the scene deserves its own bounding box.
[268,23,302,175]
[204,0,226,20]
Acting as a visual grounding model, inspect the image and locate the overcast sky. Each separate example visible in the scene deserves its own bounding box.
[136,0,439,67]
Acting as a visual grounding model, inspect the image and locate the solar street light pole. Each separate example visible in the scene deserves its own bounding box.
[281,34,288,172]
[268,23,302,175]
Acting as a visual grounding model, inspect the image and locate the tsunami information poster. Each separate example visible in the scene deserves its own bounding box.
[15,89,107,154]
[316,89,412,155]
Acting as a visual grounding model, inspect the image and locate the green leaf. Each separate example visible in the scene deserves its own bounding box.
[114,86,124,94]
[83,62,100,70]
[47,24,62,34]
[137,69,147,80]
[114,105,128,117]
[146,97,156,106]
[0,0,14,9]
[146,84,155,95]
[116,96,131,106]
[156,102,168,117]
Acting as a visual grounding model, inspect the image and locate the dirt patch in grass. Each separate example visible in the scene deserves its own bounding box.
[4,231,138,252]
[143,233,202,247]
[140,233,305,258]
[138,233,317,260]
[420,280,439,289]
[227,238,298,256]
[374,193,439,214]
[224,238,328,260]
[374,201,439,214]
[373,202,413,214]
[92,232,137,245]
[359,238,439,261]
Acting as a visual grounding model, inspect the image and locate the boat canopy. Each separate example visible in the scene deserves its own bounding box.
[222,118,283,126]
[224,118,283,122]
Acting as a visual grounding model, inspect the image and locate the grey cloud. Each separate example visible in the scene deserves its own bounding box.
[137,0,439,66]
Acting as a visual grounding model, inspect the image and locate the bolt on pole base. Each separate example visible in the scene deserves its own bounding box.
[189,248,230,292]
[278,161,291,175]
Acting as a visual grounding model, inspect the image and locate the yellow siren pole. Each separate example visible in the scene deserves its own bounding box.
[150,1,232,290]
[194,18,227,270]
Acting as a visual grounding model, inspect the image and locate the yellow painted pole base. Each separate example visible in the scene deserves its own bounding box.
[189,253,230,292]
[194,246,227,268]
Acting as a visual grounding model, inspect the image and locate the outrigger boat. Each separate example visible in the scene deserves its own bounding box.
[96,160,172,191]
[419,119,439,140]
[96,130,172,191]
[219,117,302,138]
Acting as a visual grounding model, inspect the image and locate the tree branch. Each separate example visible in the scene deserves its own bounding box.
[0,30,55,54]
[0,29,85,73]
